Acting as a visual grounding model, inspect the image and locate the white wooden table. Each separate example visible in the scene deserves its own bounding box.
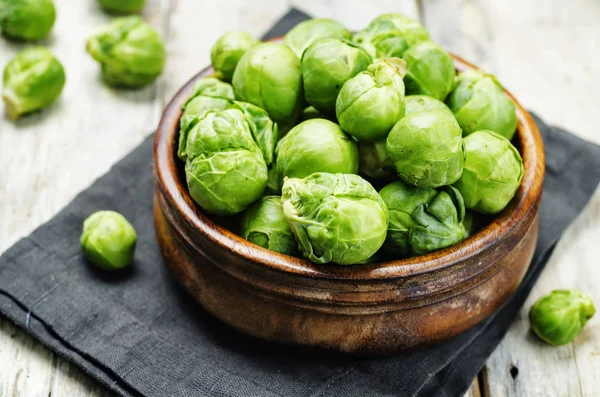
[1,1,598,396]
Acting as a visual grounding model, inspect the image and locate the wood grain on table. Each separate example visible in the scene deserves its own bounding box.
[1,0,598,396]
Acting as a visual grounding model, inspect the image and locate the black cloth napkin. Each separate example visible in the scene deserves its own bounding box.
[1,8,599,397]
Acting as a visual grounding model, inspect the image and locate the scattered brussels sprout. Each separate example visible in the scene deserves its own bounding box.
[405,94,451,116]
[232,101,277,166]
[86,16,166,88]
[301,39,372,113]
[275,119,358,188]
[210,31,259,82]
[178,77,235,159]
[301,38,372,113]
[80,211,137,270]
[283,18,352,59]
[446,71,518,140]
[184,108,268,215]
[403,41,455,101]
[281,173,388,265]
[380,181,466,255]
[2,47,65,120]
[232,42,304,129]
[358,140,394,181]
[387,108,464,188]
[353,13,430,59]
[336,58,406,141]
[529,289,596,346]
[0,0,55,41]
[300,106,336,122]
[97,0,146,14]
[453,130,523,214]
[240,196,298,256]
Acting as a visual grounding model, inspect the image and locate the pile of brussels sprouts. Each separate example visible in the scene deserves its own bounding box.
[1,0,166,120]
[179,13,525,266]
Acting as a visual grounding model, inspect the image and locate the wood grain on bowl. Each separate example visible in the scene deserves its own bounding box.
[153,42,545,355]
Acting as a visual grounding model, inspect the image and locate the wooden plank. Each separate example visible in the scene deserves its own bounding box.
[421,0,600,396]
[0,0,171,395]
[465,377,482,397]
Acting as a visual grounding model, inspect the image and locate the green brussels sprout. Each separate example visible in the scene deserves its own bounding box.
[452,130,523,214]
[265,167,279,195]
[301,38,372,113]
[240,196,298,256]
[80,211,137,270]
[232,43,304,128]
[283,18,352,59]
[387,108,464,188]
[178,77,235,159]
[446,71,518,140]
[358,140,394,181]
[231,101,277,165]
[462,210,481,238]
[210,31,259,82]
[275,119,358,187]
[2,47,65,120]
[0,0,55,41]
[380,181,467,256]
[97,0,146,13]
[405,94,451,116]
[184,108,268,215]
[353,13,430,59]
[403,41,455,101]
[86,16,166,88]
[281,173,388,265]
[379,181,437,256]
[300,106,336,122]
[529,289,596,346]
[336,58,406,141]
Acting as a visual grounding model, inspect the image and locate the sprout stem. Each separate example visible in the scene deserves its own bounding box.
[2,90,23,120]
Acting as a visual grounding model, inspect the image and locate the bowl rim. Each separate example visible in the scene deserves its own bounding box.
[154,42,545,282]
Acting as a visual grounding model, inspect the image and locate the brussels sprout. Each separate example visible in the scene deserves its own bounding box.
[379,181,437,256]
[380,181,467,255]
[231,101,277,165]
[301,38,372,113]
[240,196,298,256]
[300,106,336,122]
[405,94,451,116]
[0,0,55,41]
[283,18,352,59]
[275,119,358,187]
[2,47,65,120]
[232,43,304,128]
[210,32,259,82]
[462,210,481,238]
[178,77,235,159]
[97,0,146,13]
[446,71,518,140]
[358,140,394,181]
[184,108,268,215]
[86,16,166,88]
[336,58,406,141]
[353,13,430,59]
[529,289,596,346]
[281,173,388,265]
[265,167,280,195]
[387,108,464,188]
[403,41,455,101]
[452,130,523,214]
[80,211,137,270]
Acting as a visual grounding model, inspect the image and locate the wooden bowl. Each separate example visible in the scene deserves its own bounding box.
[153,46,545,355]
